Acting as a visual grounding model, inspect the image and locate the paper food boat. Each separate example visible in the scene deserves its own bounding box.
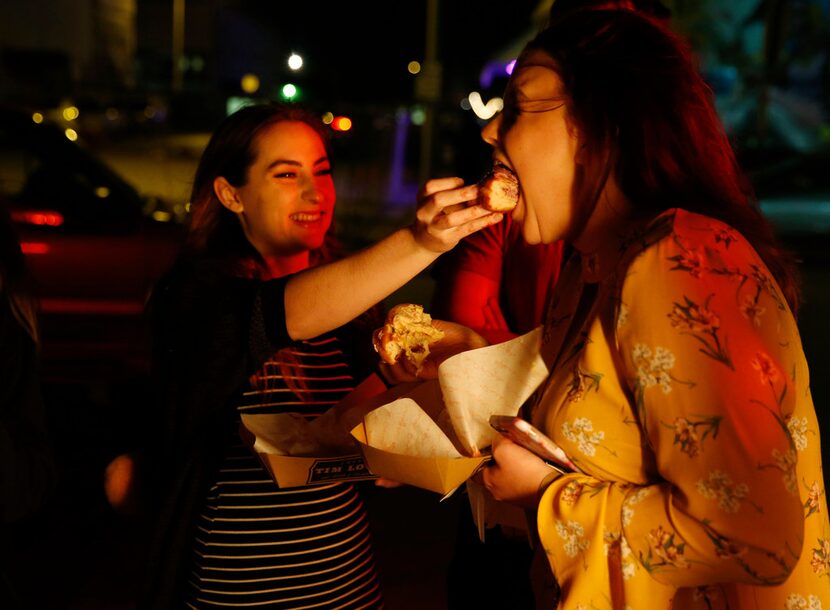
[350,327,549,496]
[240,374,390,487]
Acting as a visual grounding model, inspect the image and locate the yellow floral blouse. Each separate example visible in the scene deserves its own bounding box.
[533,209,829,609]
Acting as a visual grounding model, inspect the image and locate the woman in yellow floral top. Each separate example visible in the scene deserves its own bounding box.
[472,9,830,610]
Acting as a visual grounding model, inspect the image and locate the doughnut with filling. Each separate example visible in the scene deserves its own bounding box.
[477,164,519,212]
[373,304,445,372]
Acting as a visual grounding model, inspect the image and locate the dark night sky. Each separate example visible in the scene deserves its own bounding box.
[225,0,542,105]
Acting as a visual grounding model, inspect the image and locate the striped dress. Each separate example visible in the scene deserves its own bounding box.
[184,331,384,609]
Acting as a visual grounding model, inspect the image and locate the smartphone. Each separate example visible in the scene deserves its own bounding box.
[489,415,576,473]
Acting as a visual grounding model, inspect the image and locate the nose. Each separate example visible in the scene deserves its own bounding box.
[301,176,323,205]
[481,114,501,147]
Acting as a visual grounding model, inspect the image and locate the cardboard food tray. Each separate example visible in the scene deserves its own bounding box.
[349,327,549,497]
[239,374,391,488]
[351,421,489,496]
[254,450,376,488]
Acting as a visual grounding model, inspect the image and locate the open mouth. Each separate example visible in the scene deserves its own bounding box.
[492,160,516,176]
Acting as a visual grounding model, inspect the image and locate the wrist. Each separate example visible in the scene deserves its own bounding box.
[536,468,562,505]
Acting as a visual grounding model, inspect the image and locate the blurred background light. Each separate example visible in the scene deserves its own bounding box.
[410,106,426,126]
[331,116,352,131]
[64,128,78,141]
[226,96,254,116]
[288,53,303,71]
[408,61,421,75]
[280,83,298,100]
[62,105,80,121]
[240,73,260,94]
[321,111,334,124]
[31,112,44,124]
[479,59,517,89]
[467,92,503,120]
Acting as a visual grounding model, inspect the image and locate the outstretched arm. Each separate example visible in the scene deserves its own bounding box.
[285,178,502,340]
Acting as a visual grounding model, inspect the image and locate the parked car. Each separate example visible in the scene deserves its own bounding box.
[0,106,183,382]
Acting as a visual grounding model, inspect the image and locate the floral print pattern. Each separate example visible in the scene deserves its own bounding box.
[810,538,830,576]
[562,417,605,457]
[785,595,823,610]
[532,210,829,608]
[662,415,721,458]
[788,416,810,451]
[556,519,590,560]
[696,470,751,513]
[533,210,830,610]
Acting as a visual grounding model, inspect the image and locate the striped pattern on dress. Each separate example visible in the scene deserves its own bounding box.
[185,334,383,609]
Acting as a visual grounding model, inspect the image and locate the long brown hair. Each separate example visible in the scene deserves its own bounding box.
[185,102,339,274]
[513,10,800,312]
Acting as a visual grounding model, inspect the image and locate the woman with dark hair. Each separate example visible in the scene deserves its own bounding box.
[138,102,500,608]
[463,10,829,608]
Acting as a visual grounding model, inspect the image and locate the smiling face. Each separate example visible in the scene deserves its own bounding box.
[221,120,335,269]
[481,51,580,245]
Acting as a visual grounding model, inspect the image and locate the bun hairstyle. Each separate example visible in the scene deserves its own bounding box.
[515,10,800,312]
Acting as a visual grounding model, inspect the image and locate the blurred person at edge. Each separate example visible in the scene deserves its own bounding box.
[130,103,501,608]
[0,202,55,609]
[408,10,829,610]
[431,1,671,608]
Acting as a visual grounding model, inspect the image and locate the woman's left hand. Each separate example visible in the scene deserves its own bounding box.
[481,434,558,509]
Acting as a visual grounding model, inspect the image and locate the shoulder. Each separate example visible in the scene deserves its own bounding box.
[619,208,762,276]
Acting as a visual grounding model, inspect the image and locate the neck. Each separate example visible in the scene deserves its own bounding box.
[572,179,633,255]
[260,251,311,279]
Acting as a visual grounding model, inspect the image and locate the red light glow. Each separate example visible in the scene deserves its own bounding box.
[11,210,65,226]
[20,242,50,255]
[331,116,352,132]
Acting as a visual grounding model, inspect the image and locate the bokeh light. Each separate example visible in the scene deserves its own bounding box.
[288,53,304,71]
[62,106,80,121]
[321,112,334,125]
[240,73,260,94]
[467,92,503,120]
[407,61,421,75]
[64,128,78,141]
[410,106,426,126]
[331,116,352,132]
[31,112,44,124]
[281,83,298,100]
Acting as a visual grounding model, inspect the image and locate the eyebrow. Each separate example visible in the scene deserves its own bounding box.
[265,156,329,171]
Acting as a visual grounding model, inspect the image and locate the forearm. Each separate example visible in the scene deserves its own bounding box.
[285,227,438,339]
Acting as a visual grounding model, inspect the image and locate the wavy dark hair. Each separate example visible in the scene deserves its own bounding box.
[511,10,800,312]
[185,102,338,274]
